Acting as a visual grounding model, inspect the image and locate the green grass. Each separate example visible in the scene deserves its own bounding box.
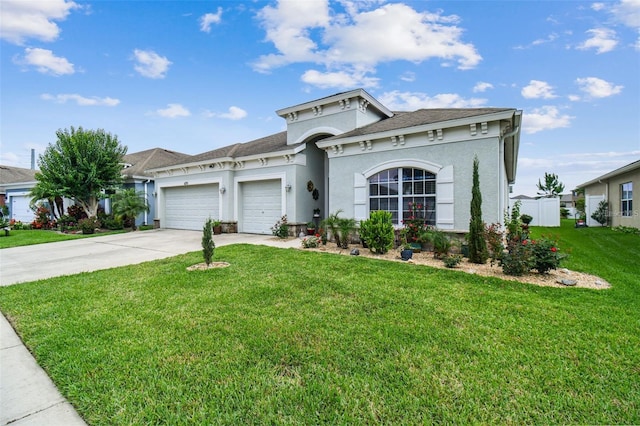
[0,229,127,249]
[0,223,638,424]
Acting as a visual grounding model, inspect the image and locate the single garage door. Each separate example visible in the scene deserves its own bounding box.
[240,179,282,234]
[164,184,219,230]
[10,195,33,223]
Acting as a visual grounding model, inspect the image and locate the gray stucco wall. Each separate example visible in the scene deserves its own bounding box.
[326,137,501,231]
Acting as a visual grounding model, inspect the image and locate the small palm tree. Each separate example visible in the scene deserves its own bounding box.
[111,188,149,231]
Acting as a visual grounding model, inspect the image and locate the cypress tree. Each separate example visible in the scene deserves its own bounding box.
[469,156,488,264]
[202,218,215,265]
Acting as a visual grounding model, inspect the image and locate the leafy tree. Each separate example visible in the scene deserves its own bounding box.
[34,127,127,218]
[537,172,565,198]
[111,188,150,230]
[202,218,215,265]
[468,156,488,264]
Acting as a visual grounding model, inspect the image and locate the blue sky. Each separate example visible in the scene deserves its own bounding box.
[1,0,638,196]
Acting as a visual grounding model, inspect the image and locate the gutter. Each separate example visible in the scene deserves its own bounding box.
[499,124,520,223]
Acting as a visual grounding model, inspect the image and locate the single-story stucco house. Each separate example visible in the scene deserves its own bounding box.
[576,159,639,228]
[148,89,522,235]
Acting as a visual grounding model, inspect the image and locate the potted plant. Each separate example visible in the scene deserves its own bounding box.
[306,221,316,235]
[400,242,414,261]
[212,220,222,235]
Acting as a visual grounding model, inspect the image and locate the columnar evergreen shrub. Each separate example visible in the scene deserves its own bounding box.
[202,218,215,265]
[468,156,488,264]
[359,210,395,254]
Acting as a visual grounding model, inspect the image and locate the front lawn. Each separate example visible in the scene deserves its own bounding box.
[0,229,127,249]
[0,224,638,424]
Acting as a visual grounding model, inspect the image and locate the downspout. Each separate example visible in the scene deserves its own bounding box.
[499,125,520,224]
[144,179,151,225]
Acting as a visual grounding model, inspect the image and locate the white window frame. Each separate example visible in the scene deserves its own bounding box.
[621,181,632,217]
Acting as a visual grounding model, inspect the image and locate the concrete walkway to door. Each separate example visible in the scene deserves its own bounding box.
[0,230,302,425]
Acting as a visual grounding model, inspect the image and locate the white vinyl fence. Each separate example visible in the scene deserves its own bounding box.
[512,197,560,227]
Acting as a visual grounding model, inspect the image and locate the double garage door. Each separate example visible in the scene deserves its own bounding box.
[164,184,219,230]
[163,179,282,234]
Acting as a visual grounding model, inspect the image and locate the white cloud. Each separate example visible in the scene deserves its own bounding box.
[132,49,171,79]
[609,0,640,29]
[156,104,190,118]
[575,77,623,98]
[577,28,618,53]
[400,71,416,82]
[522,106,573,134]
[521,80,557,99]
[41,93,120,106]
[17,47,74,75]
[0,0,79,45]
[378,90,487,110]
[253,1,481,87]
[473,82,494,93]
[220,106,247,120]
[301,69,379,89]
[200,7,222,32]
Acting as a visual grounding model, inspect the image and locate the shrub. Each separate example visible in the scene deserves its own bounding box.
[520,214,533,225]
[202,218,215,265]
[321,210,356,248]
[505,201,524,244]
[79,217,100,234]
[529,236,566,274]
[484,222,504,266]
[31,204,55,230]
[591,200,609,226]
[430,229,452,259]
[359,210,394,254]
[443,254,463,268]
[57,215,79,232]
[468,156,488,264]
[271,215,289,239]
[67,205,88,221]
[101,216,124,230]
[401,201,428,244]
[500,240,534,276]
[301,235,321,248]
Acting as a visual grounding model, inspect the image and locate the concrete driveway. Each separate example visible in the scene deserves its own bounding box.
[0,229,300,286]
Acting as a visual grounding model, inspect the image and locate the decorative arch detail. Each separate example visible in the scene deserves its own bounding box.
[295,126,343,144]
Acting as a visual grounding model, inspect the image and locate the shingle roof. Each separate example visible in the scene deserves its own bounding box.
[122,148,191,177]
[0,165,37,185]
[177,131,302,165]
[323,108,513,140]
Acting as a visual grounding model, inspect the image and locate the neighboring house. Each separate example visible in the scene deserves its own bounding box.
[148,89,522,234]
[0,165,37,223]
[118,148,191,227]
[576,159,639,228]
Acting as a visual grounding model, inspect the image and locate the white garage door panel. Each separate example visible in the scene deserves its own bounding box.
[164,184,218,230]
[10,196,32,223]
[241,180,282,234]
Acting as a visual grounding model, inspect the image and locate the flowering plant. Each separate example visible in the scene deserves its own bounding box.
[529,236,566,274]
[301,234,322,248]
[401,201,428,243]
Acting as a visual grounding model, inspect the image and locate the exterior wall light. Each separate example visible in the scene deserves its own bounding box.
[285,184,292,192]
[219,187,226,194]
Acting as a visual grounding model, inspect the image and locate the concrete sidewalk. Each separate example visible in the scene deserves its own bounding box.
[0,230,301,425]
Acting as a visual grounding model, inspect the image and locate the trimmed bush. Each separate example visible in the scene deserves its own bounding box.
[359,210,395,254]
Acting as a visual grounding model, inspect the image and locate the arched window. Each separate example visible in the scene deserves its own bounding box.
[369,167,436,225]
